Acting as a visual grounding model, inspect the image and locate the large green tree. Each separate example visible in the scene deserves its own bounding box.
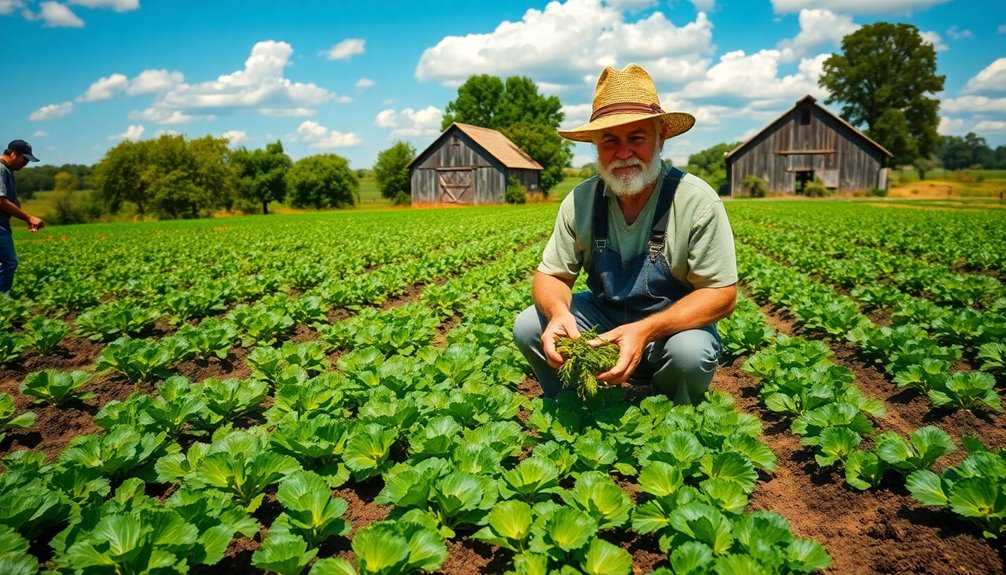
[442,75,572,194]
[373,141,415,205]
[93,134,235,219]
[287,154,359,209]
[231,141,292,214]
[819,22,944,168]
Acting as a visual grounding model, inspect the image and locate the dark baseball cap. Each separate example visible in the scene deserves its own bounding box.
[6,139,39,162]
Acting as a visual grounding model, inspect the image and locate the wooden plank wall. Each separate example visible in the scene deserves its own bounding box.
[727,106,886,196]
[411,130,506,204]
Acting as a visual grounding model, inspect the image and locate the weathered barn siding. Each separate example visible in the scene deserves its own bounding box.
[409,123,542,205]
[725,96,891,196]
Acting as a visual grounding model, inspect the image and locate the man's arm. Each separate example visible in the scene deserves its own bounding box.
[0,197,44,231]
[531,271,580,367]
[593,284,737,384]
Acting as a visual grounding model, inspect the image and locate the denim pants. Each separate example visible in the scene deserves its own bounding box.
[513,292,722,404]
[0,227,17,293]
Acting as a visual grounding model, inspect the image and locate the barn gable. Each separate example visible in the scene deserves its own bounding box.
[724,96,893,196]
[408,123,543,205]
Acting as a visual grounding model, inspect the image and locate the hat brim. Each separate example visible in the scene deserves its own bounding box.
[23,153,39,162]
[558,111,695,143]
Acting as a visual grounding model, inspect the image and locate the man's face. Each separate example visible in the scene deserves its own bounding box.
[8,153,30,171]
[595,119,663,197]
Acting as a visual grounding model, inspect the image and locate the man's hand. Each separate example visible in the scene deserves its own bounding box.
[27,215,44,232]
[541,311,581,368]
[591,322,651,385]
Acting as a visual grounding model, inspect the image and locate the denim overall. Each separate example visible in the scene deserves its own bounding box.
[585,167,691,322]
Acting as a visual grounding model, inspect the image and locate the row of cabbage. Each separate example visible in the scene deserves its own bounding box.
[735,242,1003,414]
[719,252,1006,541]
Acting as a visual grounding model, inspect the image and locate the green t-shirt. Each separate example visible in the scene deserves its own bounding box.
[538,163,738,290]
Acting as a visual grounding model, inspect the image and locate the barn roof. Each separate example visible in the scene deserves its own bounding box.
[409,122,544,171]
[724,95,893,161]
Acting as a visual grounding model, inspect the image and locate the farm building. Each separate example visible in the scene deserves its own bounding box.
[408,123,543,205]
[724,95,893,196]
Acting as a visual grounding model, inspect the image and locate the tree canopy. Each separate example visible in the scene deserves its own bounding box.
[819,22,944,167]
[938,133,999,171]
[231,141,292,214]
[287,154,359,209]
[373,141,415,205]
[93,134,236,219]
[686,141,738,195]
[442,75,572,194]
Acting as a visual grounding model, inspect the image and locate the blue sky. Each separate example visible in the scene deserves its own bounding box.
[4,0,1005,170]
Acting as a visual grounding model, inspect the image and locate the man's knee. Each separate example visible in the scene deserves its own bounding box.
[513,305,544,352]
[647,328,720,404]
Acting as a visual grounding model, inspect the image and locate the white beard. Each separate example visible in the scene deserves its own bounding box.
[597,148,663,198]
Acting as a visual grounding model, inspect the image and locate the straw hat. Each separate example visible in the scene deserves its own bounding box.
[558,64,695,143]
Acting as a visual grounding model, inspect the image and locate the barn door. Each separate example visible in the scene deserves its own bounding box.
[437,169,473,204]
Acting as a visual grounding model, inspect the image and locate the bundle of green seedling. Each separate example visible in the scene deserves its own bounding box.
[555,328,620,400]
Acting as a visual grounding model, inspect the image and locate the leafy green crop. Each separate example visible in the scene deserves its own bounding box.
[20,369,93,406]
[555,329,619,400]
[0,393,35,444]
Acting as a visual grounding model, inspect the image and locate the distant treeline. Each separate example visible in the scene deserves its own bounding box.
[16,164,93,197]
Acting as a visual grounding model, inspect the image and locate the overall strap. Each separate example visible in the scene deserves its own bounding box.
[592,178,608,250]
[648,167,685,262]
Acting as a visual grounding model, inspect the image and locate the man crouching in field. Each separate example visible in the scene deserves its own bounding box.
[513,64,738,405]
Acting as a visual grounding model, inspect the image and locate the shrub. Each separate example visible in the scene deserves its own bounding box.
[742,175,768,198]
[505,177,527,204]
[804,178,833,197]
[392,191,411,206]
[866,187,888,197]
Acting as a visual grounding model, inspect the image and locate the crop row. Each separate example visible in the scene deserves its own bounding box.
[719,292,1006,541]
[726,201,1006,274]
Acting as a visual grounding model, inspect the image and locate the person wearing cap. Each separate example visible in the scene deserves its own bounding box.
[0,139,45,293]
[513,64,737,404]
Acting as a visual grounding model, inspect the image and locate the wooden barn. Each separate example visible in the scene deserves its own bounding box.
[724,95,892,196]
[408,123,543,205]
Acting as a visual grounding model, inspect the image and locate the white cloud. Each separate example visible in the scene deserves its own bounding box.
[919,30,947,51]
[776,9,858,62]
[604,0,655,11]
[38,1,84,27]
[690,0,716,10]
[32,130,48,138]
[771,0,949,14]
[323,38,365,61]
[416,0,713,88]
[128,69,185,95]
[0,0,26,14]
[945,26,972,40]
[111,124,145,141]
[937,116,967,135]
[128,107,203,124]
[374,106,443,138]
[259,107,316,117]
[146,41,333,119]
[999,24,1006,34]
[221,130,247,144]
[295,121,360,148]
[676,49,827,101]
[973,120,1006,132]
[77,73,129,102]
[942,95,1006,114]
[962,58,1006,94]
[68,0,138,11]
[29,101,74,120]
[356,78,375,89]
